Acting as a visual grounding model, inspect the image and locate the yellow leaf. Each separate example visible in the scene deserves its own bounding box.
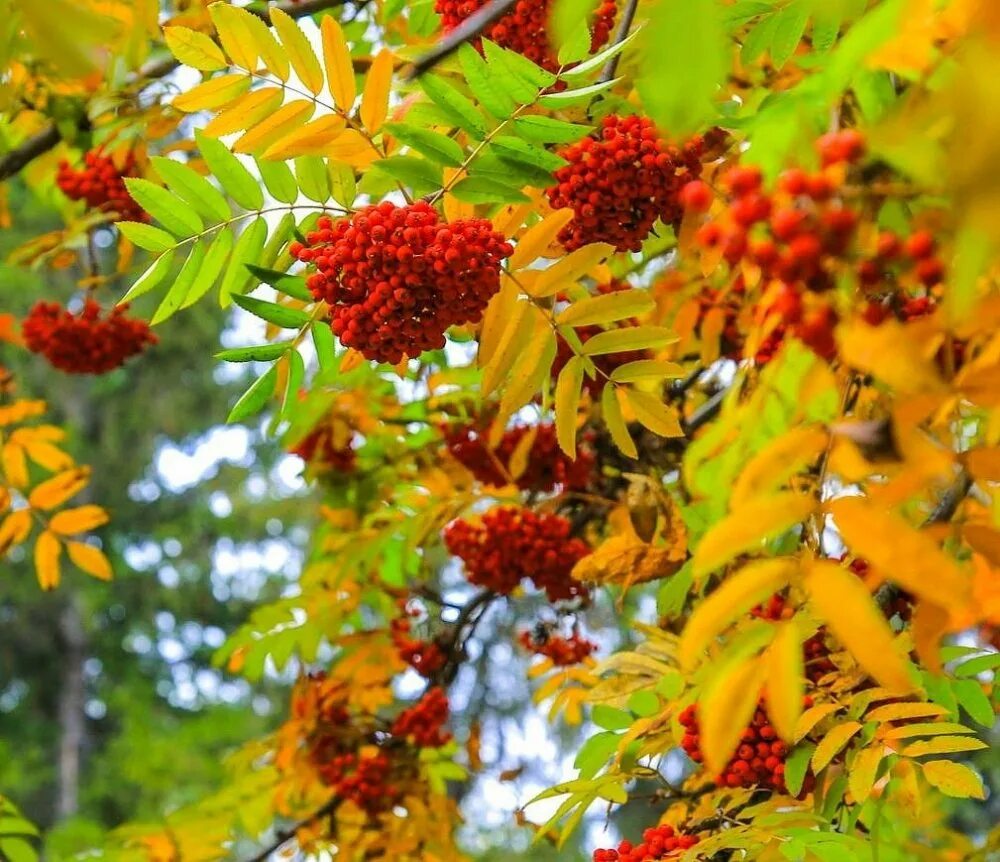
[208,3,259,71]
[866,702,949,723]
[243,13,289,81]
[827,496,970,610]
[812,721,863,773]
[269,7,324,94]
[911,599,950,673]
[22,440,74,472]
[692,493,815,578]
[204,87,285,137]
[28,467,90,511]
[321,16,356,111]
[555,289,654,327]
[261,115,347,160]
[903,736,988,757]
[0,510,33,554]
[164,25,228,71]
[173,73,251,113]
[882,721,974,740]
[602,384,637,458]
[508,210,574,270]
[766,621,805,743]
[794,703,842,742]
[609,360,686,383]
[848,746,884,803]
[532,243,614,297]
[837,319,947,394]
[233,100,315,154]
[478,275,519,369]
[481,301,533,397]
[581,326,678,356]
[572,533,685,591]
[621,389,683,438]
[555,356,585,457]
[67,540,113,581]
[326,129,379,166]
[0,399,46,427]
[360,49,394,134]
[35,530,61,590]
[49,505,110,536]
[2,442,29,488]
[920,760,985,799]
[804,559,916,693]
[680,558,796,668]
[700,656,764,775]
[494,324,556,432]
[730,427,828,510]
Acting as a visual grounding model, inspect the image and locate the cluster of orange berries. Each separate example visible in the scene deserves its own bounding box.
[22,300,156,374]
[390,602,447,678]
[391,687,452,748]
[547,115,709,252]
[443,422,594,492]
[519,627,596,665]
[314,749,401,814]
[435,0,616,73]
[56,149,146,221]
[290,202,512,364]
[290,426,357,473]
[679,699,813,794]
[752,595,835,684]
[593,825,700,861]
[443,507,589,601]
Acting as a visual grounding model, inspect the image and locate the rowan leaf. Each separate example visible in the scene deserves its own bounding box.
[66,541,113,581]
[622,389,683,438]
[609,360,686,383]
[321,16,356,110]
[812,721,863,773]
[555,356,585,457]
[602,384,637,459]
[0,510,33,554]
[556,290,654,327]
[49,506,109,535]
[700,655,764,775]
[123,179,203,237]
[164,26,228,71]
[150,156,231,223]
[920,760,985,799]
[172,73,251,113]
[581,326,679,356]
[34,530,61,590]
[115,222,175,253]
[848,746,884,803]
[233,101,315,155]
[902,736,988,757]
[508,210,574,269]
[766,620,805,743]
[28,468,90,511]
[208,3,258,71]
[360,49,394,133]
[532,243,614,297]
[730,426,828,510]
[196,130,264,210]
[269,8,324,94]
[204,87,284,137]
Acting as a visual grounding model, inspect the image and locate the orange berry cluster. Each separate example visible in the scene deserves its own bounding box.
[443,422,594,492]
[391,602,447,678]
[752,595,835,684]
[547,115,708,252]
[315,749,402,814]
[679,699,813,794]
[519,628,596,665]
[443,506,589,601]
[391,687,452,748]
[290,426,357,473]
[56,149,147,221]
[435,0,616,73]
[593,825,699,861]
[290,201,512,364]
[23,300,156,374]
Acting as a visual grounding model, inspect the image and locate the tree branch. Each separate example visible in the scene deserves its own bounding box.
[0,0,349,183]
[681,387,726,438]
[403,0,519,80]
[242,796,341,862]
[599,0,640,83]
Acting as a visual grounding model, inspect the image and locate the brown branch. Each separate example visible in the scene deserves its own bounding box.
[242,795,341,862]
[0,0,349,183]
[403,0,519,80]
[599,0,640,83]
[681,386,726,438]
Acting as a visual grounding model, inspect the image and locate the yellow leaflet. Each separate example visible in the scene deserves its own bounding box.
[2,442,29,488]
[555,356,585,457]
[243,14,289,81]
[0,400,47,426]
[326,130,379,166]
[827,496,970,610]
[67,541,113,581]
[508,210,574,270]
[360,49,394,134]
[680,558,796,668]
[804,559,916,694]
[699,306,725,366]
[35,530,61,590]
[269,8,324,95]
[477,276,519,368]
[920,760,986,799]
[730,426,828,510]
[766,620,805,743]
[903,736,988,757]
[49,505,110,536]
[321,16,356,110]
[691,493,814,578]
[794,703,840,742]
[609,360,686,383]
[507,425,538,480]
[208,4,259,72]
[492,202,534,239]
[882,722,974,740]
[204,87,284,137]
[602,385,637,458]
[493,322,556,436]
[700,655,764,775]
[0,510,33,554]
[911,599,951,673]
[812,720,862,773]
[22,440,74,472]
[865,702,949,723]
[555,289,655,327]
[848,746,884,803]
[532,243,614,298]
[572,532,685,590]
[621,389,683,438]
[837,319,947,395]
[233,100,315,154]
[481,301,533,397]
[581,326,678,356]
[28,467,90,511]
[261,115,347,160]
[164,26,227,71]
[173,73,251,113]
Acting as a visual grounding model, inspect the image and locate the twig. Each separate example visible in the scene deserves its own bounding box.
[241,795,341,862]
[0,0,349,182]
[599,0,640,83]
[681,387,727,438]
[403,0,519,80]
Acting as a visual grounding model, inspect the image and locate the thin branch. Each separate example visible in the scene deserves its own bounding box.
[681,387,727,438]
[599,0,640,83]
[0,0,349,183]
[403,0,519,80]
[242,796,341,862]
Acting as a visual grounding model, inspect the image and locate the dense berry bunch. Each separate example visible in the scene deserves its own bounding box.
[391,603,447,678]
[435,0,616,73]
[753,595,835,684]
[23,300,156,374]
[391,687,452,748]
[290,201,512,364]
[519,628,596,665]
[593,825,699,861]
[290,426,357,472]
[56,149,146,221]
[313,749,402,814]
[444,422,594,491]
[546,115,708,252]
[679,700,813,794]
[443,507,590,601]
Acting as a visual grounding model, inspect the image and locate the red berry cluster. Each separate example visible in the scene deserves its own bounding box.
[678,699,813,794]
[314,749,402,814]
[56,149,147,221]
[290,426,357,473]
[391,687,452,748]
[443,506,590,601]
[593,825,699,861]
[519,628,596,666]
[22,300,156,374]
[443,422,594,492]
[434,0,616,73]
[547,115,708,253]
[752,595,835,684]
[391,603,447,678]
[290,201,512,364]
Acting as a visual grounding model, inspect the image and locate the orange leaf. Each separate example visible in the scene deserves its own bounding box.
[35,530,61,590]
[28,467,90,511]
[67,540,113,581]
[49,505,110,536]
[360,49,394,134]
[0,509,33,554]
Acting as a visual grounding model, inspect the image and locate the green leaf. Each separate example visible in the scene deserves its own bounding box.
[953,678,995,726]
[573,731,619,778]
[656,671,684,699]
[419,75,487,138]
[458,43,516,119]
[537,78,620,108]
[372,156,443,195]
[811,8,842,53]
[123,178,203,237]
[182,229,234,309]
[328,160,357,207]
[485,40,556,89]
[279,348,306,421]
[295,156,330,202]
[220,217,268,306]
[558,25,643,80]
[150,155,231,222]
[450,176,530,204]
[551,0,598,62]
[216,342,293,363]
[196,130,265,211]
[151,241,206,325]
[383,123,465,167]
[231,294,312,329]
[255,156,298,204]
[952,652,1000,678]
[245,265,312,302]
[592,705,632,731]
[481,40,540,103]
[513,115,592,144]
[119,249,175,303]
[628,690,660,717]
[490,136,567,172]
[784,742,815,797]
[228,363,279,423]
[116,221,176,252]
[312,321,336,371]
[0,838,37,862]
[741,13,779,64]
[770,0,810,69]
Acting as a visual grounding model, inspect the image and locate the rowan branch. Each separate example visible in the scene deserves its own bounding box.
[403,0,519,80]
[681,386,726,438]
[0,0,349,183]
[599,0,640,83]
[242,795,341,862]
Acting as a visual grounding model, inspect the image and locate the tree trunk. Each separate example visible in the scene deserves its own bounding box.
[55,593,86,819]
